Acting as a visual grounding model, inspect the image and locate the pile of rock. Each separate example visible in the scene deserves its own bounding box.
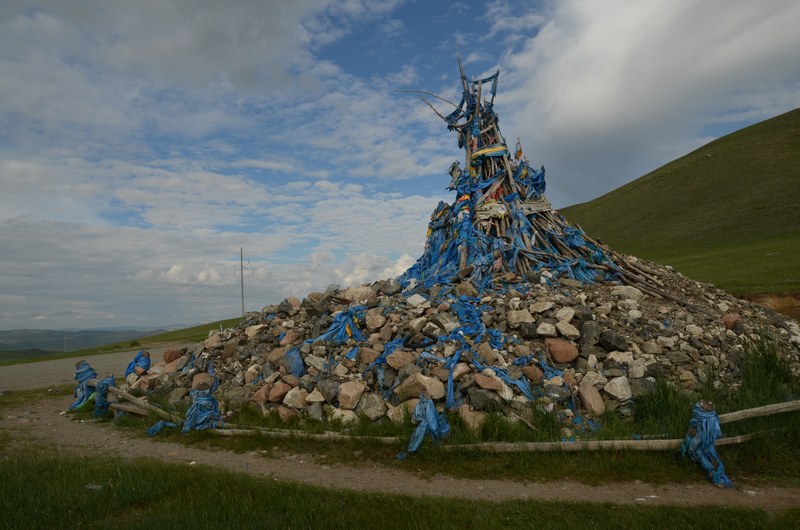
[124,259,800,432]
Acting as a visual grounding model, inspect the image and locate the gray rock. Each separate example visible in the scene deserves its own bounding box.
[355,393,387,421]
[543,384,571,403]
[467,387,504,411]
[507,309,535,327]
[667,351,692,364]
[283,387,309,409]
[604,376,632,401]
[579,321,600,346]
[536,322,557,337]
[530,301,554,313]
[629,377,656,398]
[518,322,538,339]
[307,401,325,421]
[222,386,246,409]
[166,387,188,406]
[611,285,644,300]
[316,378,340,404]
[599,330,628,352]
[406,294,428,307]
[556,321,580,340]
[555,307,575,323]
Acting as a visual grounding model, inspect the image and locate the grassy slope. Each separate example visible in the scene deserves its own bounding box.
[0,317,242,365]
[561,108,800,294]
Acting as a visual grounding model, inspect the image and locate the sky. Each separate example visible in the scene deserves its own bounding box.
[1,0,799,330]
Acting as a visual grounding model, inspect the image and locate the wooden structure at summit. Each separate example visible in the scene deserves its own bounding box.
[399,60,667,297]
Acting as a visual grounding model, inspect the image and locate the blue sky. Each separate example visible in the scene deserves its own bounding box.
[2,0,799,330]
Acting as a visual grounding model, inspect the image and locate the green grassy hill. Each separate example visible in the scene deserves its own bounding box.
[0,317,242,365]
[561,108,800,294]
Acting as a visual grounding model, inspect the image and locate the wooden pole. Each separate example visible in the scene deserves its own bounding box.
[718,400,800,424]
[439,432,754,453]
[106,386,183,423]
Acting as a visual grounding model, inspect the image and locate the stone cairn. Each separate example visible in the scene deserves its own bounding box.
[125,64,800,432]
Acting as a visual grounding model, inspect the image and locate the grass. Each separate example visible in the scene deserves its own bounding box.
[0,451,796,529]
[649,235,800,294]
[0,317,242,367]
[561,107,800,295]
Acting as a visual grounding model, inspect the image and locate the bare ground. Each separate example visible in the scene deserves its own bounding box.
[2,394,799,513]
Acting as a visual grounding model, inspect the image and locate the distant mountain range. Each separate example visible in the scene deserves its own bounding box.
[0,328,169,353]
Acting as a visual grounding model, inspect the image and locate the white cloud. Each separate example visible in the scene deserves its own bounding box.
[500,0,800,207]
[3,0,799,330]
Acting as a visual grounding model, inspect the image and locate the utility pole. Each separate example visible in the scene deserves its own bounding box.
[64,328,67,353]
[240,247,245,317]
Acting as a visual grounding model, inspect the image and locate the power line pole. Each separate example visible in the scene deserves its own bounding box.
[240,247,245,318]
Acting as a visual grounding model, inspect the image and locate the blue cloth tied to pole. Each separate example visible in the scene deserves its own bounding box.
[397,396,450,460]
[93,374,116,417]
[182,388,224,433]
[124,350,151,377]
[68,361,97,411]
[680,401,733,487]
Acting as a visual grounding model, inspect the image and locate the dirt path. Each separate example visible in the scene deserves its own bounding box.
[2,395,799,512]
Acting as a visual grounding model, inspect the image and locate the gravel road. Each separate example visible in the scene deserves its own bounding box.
[0,345,188,391]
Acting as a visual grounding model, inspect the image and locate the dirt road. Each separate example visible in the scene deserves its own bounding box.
[2,394,799,512]
[0,345,188,391]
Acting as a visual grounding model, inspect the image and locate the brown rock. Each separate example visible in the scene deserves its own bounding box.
[452,362,472,381]
[251,384,272,403]
[338,381,366,410]
[721,312,741,331]
[454,280,478,298]
[267,346,287,364]
[222,340,238,360]
[280,330,300,347]
[386,349,417,370]
[245,324,267,338]
[162,348,183,364]
[358,347,381,365]
[203,334,222,350]
[268,381,292,403]
[191,373,213,390]
[284,296,301,308]
[521,365,544,384]
[476,342,498,364]
[379,323,394,342]
[395,373,445,402]
[578,383,605,417]
[545,338,579,363]
[366,308,387,330]
[244,365,261,385]
[474,373,502,391]
[277,406,298,422]
[430,365,450,382]
[163,357,183,373]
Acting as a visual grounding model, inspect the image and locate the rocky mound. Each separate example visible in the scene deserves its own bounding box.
[120,63,800,430]
[127,263,800,430]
